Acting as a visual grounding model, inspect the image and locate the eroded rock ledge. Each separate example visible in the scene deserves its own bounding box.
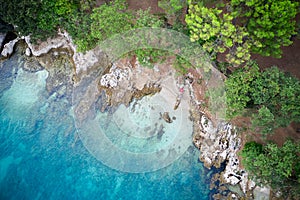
[190,101,267,199]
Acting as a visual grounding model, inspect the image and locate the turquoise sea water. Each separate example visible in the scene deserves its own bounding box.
[0,52,213,199]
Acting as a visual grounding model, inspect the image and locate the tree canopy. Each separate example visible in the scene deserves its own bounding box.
[225,62,300,134]
[241,140,300,199]
[185,0,299,66]
[231,0,299,58]
[185,3,254,66]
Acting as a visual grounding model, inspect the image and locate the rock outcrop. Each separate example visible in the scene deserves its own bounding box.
[1,37,19,57]
[191,110,261,198]
[24,35,69,57]
[98,59,164,109]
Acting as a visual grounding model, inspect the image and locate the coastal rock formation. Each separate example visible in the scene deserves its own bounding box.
[100,63,129,88]
[192,111,260,198]
[24,34,69,57]
[0,28,261,199]
[98,59,167,109]
[1,37,19,57]
[193,115,241,170]
[25,48,31,57]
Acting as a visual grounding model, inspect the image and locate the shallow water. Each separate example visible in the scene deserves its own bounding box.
[0,52,212,200]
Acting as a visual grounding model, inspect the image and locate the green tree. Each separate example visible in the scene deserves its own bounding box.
[131,9,168,68]
[225,62,300,134]
[225,62,260,117]
[231,0,299,58]
[251,106,275,135]
[0,0,80,42]
[159,0,186,16]
[241,140,300,199]
[90,0,133,42]
[185,3,255,66]
[185,0,299,66]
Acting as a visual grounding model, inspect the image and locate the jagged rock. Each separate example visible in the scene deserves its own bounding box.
[100,64,129,88]
[173,97,181,110]
[191,111,256,197]
[1,37,19,57]
[24,35,69,57]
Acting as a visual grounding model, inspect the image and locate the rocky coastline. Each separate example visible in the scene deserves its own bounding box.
[0,31,268,199]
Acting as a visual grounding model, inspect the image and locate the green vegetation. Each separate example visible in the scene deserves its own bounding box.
[225,62,300,135]
[0,0,80,42]
[91,0,133,42]
[158,0,186,21]
[159,0,185,16]
[131,9,168,68]
[185,0,299,65]
[241,140,300,199]
[185,4,253,66]
[231,0,299,58]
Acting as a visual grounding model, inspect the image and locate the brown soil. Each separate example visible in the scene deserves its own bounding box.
[127,0,164,14]
[252,36,300,80]
[252,13,300,79]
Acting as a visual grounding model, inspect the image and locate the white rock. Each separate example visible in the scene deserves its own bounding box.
[1,37,19,57]
[25,35,68,57]
[100,64,129,88]
[25,48,31,56]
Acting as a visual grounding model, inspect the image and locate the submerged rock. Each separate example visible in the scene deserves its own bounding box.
[161,112,172,123]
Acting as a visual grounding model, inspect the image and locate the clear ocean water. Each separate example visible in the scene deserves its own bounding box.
[0,52,213,200]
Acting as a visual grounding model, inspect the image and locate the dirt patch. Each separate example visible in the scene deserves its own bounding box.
[252,37,300,80]
[126,0,164,14]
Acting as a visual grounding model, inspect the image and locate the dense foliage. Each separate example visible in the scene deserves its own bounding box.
[225,62,300,134]
[185,0,299,65]
[0,0,79,42]
[241,140,300,199]
[231,0,299,58]
[185,4,253,65]
[90,0,133,43]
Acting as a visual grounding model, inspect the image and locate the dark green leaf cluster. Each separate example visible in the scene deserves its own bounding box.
[185,0,299,66]
[241,140,300,199]
[0,0,80,42]
[225,62,300,134]
[90,0,133,42]
[231,0,299,58]
[185,3,253,66]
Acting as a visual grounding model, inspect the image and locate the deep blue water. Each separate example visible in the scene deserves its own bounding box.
[0,52,212,200]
